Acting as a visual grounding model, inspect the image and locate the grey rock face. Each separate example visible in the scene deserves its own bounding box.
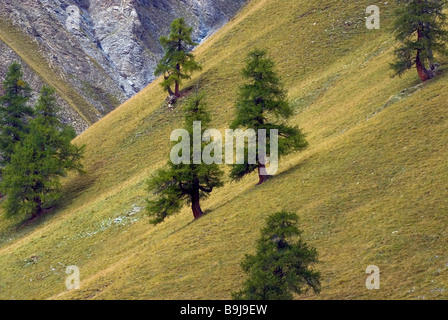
[0,0,246,133]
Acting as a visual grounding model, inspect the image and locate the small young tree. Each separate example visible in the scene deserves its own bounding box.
[0,62,34,166]
[154,18,202,99]
[391,0,448,81]
[146,94,223,224]
[230,49,308,185]
[0,86,84,218]
[233,211,321,300]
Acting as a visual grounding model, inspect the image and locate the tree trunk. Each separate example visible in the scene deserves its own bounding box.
[256,163,268,185]
[33,196,43,218]
[175,31,182,98]
[416,51,435,82]
[175,80,180,97]
[416,26,435,82]
[191,181,203,219]
[174,61,181,97]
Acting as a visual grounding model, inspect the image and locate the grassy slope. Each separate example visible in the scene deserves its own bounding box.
[0,0,447,300]
[0,20,99,125]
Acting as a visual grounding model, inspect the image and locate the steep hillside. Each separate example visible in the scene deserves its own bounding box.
[0,0,246,132]
[0,0,447,300]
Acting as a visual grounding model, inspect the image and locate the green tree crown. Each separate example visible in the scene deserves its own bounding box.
[230,49,308,182]
[233,211,321,300]
[0,62,34,166]
[146,94,223,224]
[391,0,448,79]
[154,18,202,97]
[1,86,84,218]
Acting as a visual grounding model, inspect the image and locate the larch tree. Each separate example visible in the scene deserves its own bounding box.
[0,62,34,166]
[0,86,85,218]
[230,49,308,185]
[232,211,321,300]
[391,0,448,81]
[146,94,223,224]
[154,18,202,99]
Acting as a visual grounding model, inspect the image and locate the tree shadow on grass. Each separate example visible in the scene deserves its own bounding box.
[271,155,312,182]
[2,162,100,241]
[155,156,312,240]
[164,206,216,238]
[166,218,196,238]
[56,168,99,213]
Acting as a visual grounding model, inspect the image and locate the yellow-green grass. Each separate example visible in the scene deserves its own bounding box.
[0,19,99,125]
[0,0,447,300]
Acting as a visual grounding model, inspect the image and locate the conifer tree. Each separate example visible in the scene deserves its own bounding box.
[0,86,84,218]
[391,0,448,81]
[154,18,202,98]
[146,94,223,224]
[233,211,321,300]
[230,49,308,185]
[0,62,34,166]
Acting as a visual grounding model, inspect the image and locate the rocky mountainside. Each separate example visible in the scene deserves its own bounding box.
[0,0,246,133]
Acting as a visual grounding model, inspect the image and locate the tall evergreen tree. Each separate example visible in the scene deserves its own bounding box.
[233,211,321,300]
[146,94,223,224]
[154,18,202,98]
[0,62,34,166]
[230,49,308,185]
[391,0,448,81]
[0,86,84,218]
